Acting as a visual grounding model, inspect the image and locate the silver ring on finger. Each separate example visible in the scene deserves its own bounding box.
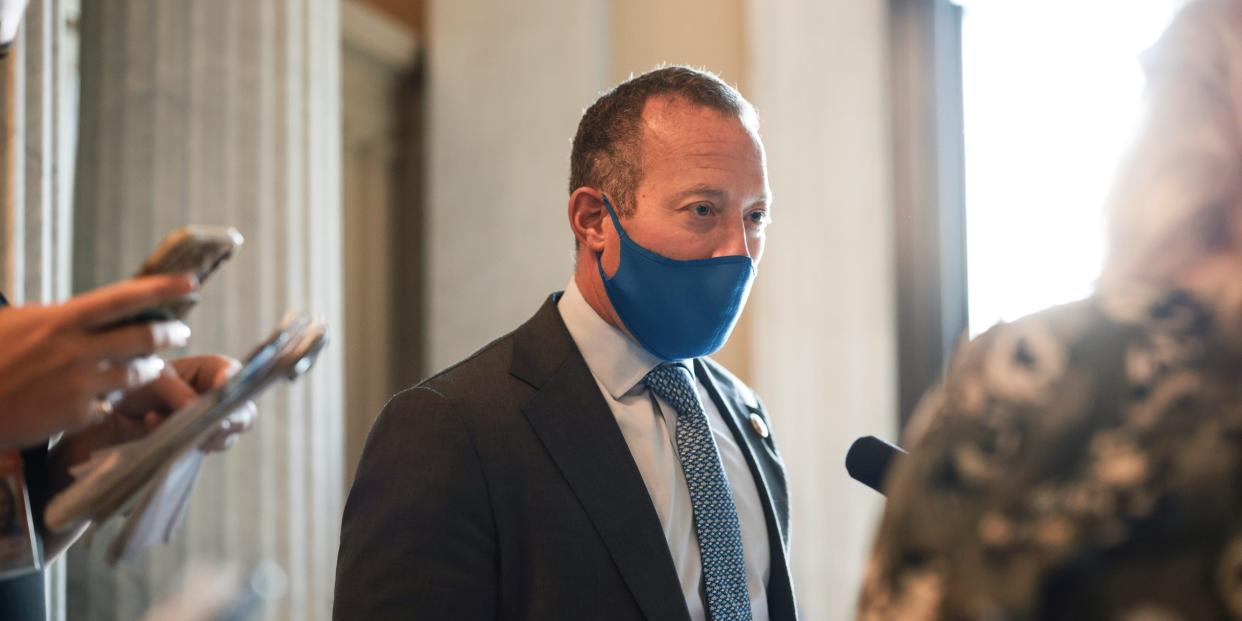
[91,397,114,421]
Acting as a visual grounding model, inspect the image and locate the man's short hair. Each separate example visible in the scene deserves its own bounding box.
[569,66,757,217]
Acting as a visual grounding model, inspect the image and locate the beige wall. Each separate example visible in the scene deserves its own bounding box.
[424,0,609,371]
[609,0,747,85]
[358,0,424,35]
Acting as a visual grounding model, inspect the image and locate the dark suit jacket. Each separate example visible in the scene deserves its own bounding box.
[334,294,797,620]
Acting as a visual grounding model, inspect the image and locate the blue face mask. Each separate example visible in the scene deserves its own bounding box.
[597,194,756,361]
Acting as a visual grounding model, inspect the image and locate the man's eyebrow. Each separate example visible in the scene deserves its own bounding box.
[666,185,772,206]
[667,185,729,204]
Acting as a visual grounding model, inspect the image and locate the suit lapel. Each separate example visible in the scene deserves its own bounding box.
[695,359,798,620]
[513,296,690,621]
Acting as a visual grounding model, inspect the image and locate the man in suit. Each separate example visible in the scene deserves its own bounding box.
[335,66,796,621]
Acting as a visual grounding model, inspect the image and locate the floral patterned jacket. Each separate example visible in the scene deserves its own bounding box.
[859,287,1242,621]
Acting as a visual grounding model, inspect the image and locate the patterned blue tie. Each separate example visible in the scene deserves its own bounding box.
[644,364,752,621]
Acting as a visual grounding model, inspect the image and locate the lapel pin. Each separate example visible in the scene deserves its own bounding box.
[749,413,770,439]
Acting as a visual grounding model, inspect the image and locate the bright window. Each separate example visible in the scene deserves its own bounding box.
[961,0,1184,335]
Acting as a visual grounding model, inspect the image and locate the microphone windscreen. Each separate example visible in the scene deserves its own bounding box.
[846,436,907,494]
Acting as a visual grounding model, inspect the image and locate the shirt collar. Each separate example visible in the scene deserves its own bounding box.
[558,277,666,399]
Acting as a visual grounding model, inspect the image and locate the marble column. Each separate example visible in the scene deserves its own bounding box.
[0,0,78,305]
[0,1,81,619]
[68,1,344,620]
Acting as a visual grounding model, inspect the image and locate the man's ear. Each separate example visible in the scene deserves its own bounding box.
[568,187,609,254]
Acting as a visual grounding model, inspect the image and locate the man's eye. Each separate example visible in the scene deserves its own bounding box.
[693,204,712,217]
[748,210,770,225]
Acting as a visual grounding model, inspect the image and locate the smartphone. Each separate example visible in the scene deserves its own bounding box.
[120,226,244,324]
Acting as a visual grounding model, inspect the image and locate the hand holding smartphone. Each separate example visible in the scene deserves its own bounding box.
[118,226,244,325]
[0,226,245,449]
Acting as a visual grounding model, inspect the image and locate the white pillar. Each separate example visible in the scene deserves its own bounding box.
[68,1,344,619]
[746,0,897,618]
[0,0,77,305]
[0,1,81,619]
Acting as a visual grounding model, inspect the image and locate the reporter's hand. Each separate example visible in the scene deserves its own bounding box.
[0,275,197,449]
[47,355,256,515]
[110,355,256,452]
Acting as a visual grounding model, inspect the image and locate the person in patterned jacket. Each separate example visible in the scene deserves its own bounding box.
[860,0,1242,619]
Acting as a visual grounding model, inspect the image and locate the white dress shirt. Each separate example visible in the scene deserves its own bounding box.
[558,279,771,621]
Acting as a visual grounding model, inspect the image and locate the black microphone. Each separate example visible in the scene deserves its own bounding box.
[845,436,907,495]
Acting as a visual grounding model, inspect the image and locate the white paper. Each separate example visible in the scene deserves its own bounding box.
[108,448,205,564]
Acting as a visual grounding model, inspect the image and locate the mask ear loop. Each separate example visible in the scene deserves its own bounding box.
[597,192,626,282]
[600,192,627,237]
